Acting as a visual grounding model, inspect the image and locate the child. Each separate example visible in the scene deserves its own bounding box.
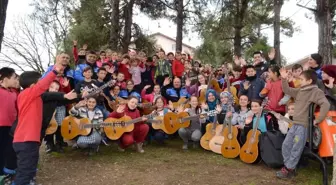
[217,91,235,125]
[95,68,110,118]
[172,51,184,78]
[272,102,295,135]
[147,97,170,144]
[115,72,127,90]
[0,67,17,176]
[118,54,132,81]
[70,98,104,155]
[141,84,164,104]
[13,64,64,185]
[276,68,330,179]
[74,66,98,94]
[119,80,141,102]
[108,96,149,153]
[239,65,265,101]
[128,57,145,92]
[291,64,303,88]
[177,96,206,150]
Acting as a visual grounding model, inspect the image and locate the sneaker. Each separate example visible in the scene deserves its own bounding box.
[45,144,54,154]
[182,143,188,150]
[135,143,144,153]
[118,146,125,152]
[276,167,295,179]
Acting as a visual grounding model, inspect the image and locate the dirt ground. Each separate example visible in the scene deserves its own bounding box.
[36,140,330,185]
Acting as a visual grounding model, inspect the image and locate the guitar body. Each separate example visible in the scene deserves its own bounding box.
[177,112,191,129]
[163,112,179,134]
[61,117,91,140]
[46,118,58,135]
[200,123,216,150]
[198,89,206,104]
[239,130,261,164]
[151,116,172,134]
[210,79,222,93]
[140,101,154,115]
[172,97,190,109]
[104,116,134,140]
[209,124,225,154]
[221,126,240,158]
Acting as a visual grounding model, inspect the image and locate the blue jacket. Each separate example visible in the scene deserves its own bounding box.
[239,78,265,100]
[74,63,99,83]
[42,65,74,79]
[162,86,190,102]
[119,90,142,102]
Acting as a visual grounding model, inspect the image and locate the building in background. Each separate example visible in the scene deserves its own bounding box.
[149,32,195,55]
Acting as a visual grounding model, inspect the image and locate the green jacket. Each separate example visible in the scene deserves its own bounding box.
[155,59,172,78]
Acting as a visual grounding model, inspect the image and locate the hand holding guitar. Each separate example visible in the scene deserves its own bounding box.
[176,105,184,113]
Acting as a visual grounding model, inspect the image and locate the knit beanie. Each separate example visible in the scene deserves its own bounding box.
[321,65,336,81]
[311,53,323,66]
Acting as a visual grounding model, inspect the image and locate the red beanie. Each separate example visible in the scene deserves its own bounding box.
[321,65,336,81]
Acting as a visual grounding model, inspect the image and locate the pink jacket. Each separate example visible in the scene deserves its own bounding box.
[0,87,17,126]
[141,89,167,104]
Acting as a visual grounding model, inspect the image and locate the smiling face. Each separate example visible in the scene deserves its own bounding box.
[207,92,216,102]
[86,53,97,64]
[173,78,181,88]
[251,101,261,114]
[153,85,160,94]
[49,82,60,92]
[128,97,138,110]
[190,96,198,108]
[83,69,93,79]
[253,53,262,65]
[112,86,120,96]
[292,68,302,78]
[97,70,107,80]
[126,81,134,91]
[239,95,249,107]
[220,95,229,104]
[155,98,164,109]
[287,104,295,116]
[246,67,256,77]
[87,98,97,110]
[198,74,206,84]
[117,73,124,82]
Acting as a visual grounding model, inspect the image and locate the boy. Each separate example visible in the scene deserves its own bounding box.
[118,54,132,81]
[0,67,17,176]
[238,65,265,101]
[276,68,330,179]
[13,64,64,185]
[96,68,110,118]
[291,64,303,88]
[172,51,184,78]
[115,72,127,90]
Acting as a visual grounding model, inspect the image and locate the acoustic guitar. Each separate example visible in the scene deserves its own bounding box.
[221,105,240,158]
[104,113,156,140]
[164,111,217,134]
[200,112,219,150]
[223,64,238,104]
[239,98,268,164]
[147,116,172,134]
[139,100,155,115]
[46,112,58,135]
[61,116,92,140]
[172,97,190,109]
[209,123,226,154]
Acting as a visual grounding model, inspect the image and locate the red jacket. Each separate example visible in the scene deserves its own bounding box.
[108,107,141,121]
[172,60,184,77]
[14,71,57,143]
[118,63,132,81]
[0,87,17,127]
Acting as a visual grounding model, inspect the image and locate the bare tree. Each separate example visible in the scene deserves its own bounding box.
[273,0,283,65]
[0,17,57,73]
[0,0,9,51]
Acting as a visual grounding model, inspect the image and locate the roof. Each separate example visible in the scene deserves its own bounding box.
[149,32,196,50]
[285,55,309,69]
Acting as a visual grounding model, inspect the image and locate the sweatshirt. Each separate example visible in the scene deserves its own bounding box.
[281,78,330,127]
[14,71,57,143]
[172,59,184,77]
[0,87,17,127]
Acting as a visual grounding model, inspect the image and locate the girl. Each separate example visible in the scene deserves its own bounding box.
[147,97,170,144]
[201,89,219,134]
[244,99,278,137]
[108,96,149,153]
[217,91,235,125]
[185,74,208,97]
[141,84,165,104]
[119,80,141,102]
[260,66,288,114]
[128,58,145,92]
[70,97,104,156]
[177,96,206,150]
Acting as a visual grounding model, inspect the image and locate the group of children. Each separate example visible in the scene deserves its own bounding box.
[0,45,335,184]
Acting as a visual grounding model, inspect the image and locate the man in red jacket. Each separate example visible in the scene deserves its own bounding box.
[13,62,64,185]
[172,51,184,78]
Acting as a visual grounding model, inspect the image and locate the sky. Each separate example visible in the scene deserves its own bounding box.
[3,0,318,65]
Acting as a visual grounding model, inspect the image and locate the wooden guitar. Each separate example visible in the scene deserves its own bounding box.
[139,100,155,115]
[104,113,156,140]
[239,99,268,164]
[46,112,58,135]
[209,124,226,154]
[61,116,91,140]
[172,97,190,109]
[220,77,240,158]
[164,111,217,134]
[200,112,219,150]
[147,116,172,134]
[223,64,238,104]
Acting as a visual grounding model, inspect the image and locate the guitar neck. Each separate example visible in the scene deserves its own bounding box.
[269,111,292,123]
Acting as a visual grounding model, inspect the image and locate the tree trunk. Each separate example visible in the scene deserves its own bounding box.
[316,0,333,65]
[109,0,120,51]
[0,0,9,51]
[233,0,248,56]
[121,0,135,54]
[175,0,184,52]
[273,0,283,65]
[233,26,242,56]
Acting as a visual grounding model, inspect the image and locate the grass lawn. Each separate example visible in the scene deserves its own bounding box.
[37,139,332,185]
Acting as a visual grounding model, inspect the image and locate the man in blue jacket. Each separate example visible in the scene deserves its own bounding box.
[239,65,265,101]
[74,50,99,83]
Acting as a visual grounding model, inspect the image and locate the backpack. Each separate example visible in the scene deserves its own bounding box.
[259,130,285,168]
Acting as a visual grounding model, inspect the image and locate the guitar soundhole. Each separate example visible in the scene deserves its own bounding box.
[225,147,235,150]
[169,119,173,128]
[244,150,253,155]
[68,122,71,134]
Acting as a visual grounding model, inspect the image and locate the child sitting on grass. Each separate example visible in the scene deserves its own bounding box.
[276,68,330,179]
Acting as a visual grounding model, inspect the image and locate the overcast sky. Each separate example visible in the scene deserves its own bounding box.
[4,0,317,65]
